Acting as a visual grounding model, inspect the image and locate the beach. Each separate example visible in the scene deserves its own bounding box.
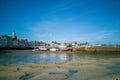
[0,58,120,80]
[0,50,120,80]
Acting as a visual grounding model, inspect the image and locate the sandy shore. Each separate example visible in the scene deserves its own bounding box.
[0,57,120,80]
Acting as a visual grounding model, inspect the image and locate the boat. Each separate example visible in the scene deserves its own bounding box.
[58,44,72,52]
[60,48,72,52]
[32,48,39,51]
[39,47,47,51]
[50,48,59,51]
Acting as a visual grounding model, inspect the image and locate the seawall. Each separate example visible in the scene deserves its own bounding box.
[72,46,120,51]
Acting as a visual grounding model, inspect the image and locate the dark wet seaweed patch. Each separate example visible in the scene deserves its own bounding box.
[116,64,120,66]
[19,73,34,80]
[0,77,5,80]
[49,70,78,79]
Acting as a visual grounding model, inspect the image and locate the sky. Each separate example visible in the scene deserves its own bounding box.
[0,0,120,44]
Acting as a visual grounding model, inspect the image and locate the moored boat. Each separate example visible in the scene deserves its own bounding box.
[60,48,72,52]
[50,48,59,51]
[32,48,39,51]
[39,47,47,51]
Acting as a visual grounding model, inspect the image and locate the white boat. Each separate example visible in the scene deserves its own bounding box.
[50,48,59,51]
[32,48,39,51]
[39,47,47,51]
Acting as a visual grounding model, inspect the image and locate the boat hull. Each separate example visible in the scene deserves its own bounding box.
[60,48,72,52]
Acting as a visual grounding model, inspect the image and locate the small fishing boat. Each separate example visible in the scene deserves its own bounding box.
[32,48,39,51]
[60,48,72,52]
[39,47,47,51]
[50,48,59,51]
[58,44,72,52]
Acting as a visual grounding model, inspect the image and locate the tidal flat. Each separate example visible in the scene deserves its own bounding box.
[0,50,120,80]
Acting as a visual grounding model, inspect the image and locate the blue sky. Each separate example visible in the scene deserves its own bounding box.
[0,0,120,44]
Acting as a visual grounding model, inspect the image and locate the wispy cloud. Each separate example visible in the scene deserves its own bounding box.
[74,30,120,43]
[26,20,58,42]
[46,0,88,15]
[27,19,120,43]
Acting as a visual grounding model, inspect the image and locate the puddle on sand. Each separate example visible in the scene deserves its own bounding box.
[66,70,78,78]
[108,64,120,71]
[108,67,120,71]
[49,72,65,75]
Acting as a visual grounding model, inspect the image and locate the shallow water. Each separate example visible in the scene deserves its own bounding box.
[0,53,89,65]
[0,50,120,65]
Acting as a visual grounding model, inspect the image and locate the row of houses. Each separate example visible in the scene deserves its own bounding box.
[51,41,90,47]
[0,31,48,49]
[0,31,91,49]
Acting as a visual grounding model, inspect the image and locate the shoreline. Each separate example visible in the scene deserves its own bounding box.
[0,49,120,55]
[0,46,120,54]
[1,46,120,51]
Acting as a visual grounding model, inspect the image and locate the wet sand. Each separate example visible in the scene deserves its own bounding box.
[0,58,120,80]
